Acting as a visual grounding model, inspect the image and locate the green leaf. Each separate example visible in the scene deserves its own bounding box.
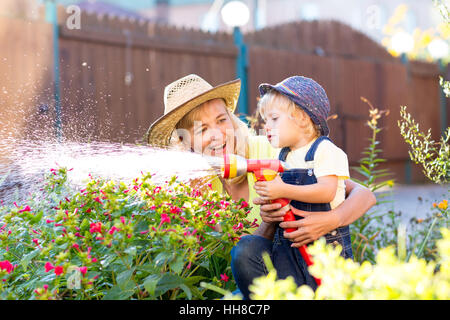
[102,284,135,300]
[143,274,160,296]
[124,246,137,257]
[169,254,185,274]
[116,267,135,290]
[20,249,40,270]
[155,273,191,299]
[154,251,172,267]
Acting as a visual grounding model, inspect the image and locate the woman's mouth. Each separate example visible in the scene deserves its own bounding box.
[209,143,226,155]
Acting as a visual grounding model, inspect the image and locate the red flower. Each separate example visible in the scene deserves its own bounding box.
[79,266,87,275]
[159,213,171,227]
[54,266,64,276]
[18,205,31,213]
[0,260,14,274]
[108,226,119,235]
[44,262,55,272]
[89,222,102,234]
[93,197,103,205]
[240,201,249,208]
[170,206,181,214]
[220,274,229,282]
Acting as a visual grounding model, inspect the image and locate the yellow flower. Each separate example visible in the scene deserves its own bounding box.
[438,200,448,210]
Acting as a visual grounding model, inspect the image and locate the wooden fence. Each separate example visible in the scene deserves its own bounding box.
[0,5,447,183]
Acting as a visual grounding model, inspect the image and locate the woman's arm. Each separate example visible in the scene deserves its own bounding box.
[277,179,376,247]
[250,198,289,240]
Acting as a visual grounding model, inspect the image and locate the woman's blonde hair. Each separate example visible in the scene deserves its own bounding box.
[258,90,321,138]
[172,98,249,185]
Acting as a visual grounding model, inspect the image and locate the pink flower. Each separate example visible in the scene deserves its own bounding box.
[89,222,102,234]
[79,266,87,275]
[233,223,244,231]
[54,266,64,276]
[220,274,229,282]
[108,226,119,235]
[170,206,181,214]
[18,205,31,213]
[0,260,14,274]
[240,201,249,208]
[159,213,171,226]
[32,238,39,246]
[120,216,126,224]
[93,197,103,205]
[44,262,55,272]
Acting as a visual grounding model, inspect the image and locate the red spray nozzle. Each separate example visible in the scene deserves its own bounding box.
[222,154,290,181]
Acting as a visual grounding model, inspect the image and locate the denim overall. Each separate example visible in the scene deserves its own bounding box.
[271,136,353,290]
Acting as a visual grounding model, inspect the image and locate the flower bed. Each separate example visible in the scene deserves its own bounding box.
[0,167,252,300]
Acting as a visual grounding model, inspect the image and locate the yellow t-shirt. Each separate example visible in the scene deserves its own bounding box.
[210,135,277,229]
[281,138,350,209]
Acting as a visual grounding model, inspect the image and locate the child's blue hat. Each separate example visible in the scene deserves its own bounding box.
[259,76,330,136]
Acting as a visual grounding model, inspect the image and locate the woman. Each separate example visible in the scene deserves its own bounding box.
[146,74,376,299]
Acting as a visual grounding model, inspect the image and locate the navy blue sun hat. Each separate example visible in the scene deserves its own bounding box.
[259,76,330,136]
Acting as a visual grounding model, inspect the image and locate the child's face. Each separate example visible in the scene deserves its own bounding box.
[263,106,302,148]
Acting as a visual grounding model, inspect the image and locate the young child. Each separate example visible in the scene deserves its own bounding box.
[254,75,353,289]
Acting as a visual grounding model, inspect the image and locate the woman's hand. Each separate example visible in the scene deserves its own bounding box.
[254,176,287,201]
[279,207,340,247]
[253,196,290,223]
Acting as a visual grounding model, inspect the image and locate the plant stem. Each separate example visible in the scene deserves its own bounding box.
[416,216,438,259]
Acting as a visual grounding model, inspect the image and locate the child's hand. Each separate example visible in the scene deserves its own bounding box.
[254,175,286,201]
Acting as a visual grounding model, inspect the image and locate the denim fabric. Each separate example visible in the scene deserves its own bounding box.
[230,136,353,300]
[230,235,272,300]
[278,136,353,260]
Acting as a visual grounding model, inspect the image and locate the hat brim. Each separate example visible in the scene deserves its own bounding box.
[146,79,241,147]
[259,83,276,97]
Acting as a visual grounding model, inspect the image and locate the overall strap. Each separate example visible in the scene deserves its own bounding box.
[304,136,331,162]
[278,147,291,161]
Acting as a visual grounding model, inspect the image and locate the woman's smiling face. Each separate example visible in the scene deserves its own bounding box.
[186,99,235,157]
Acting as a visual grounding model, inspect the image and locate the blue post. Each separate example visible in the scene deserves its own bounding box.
[45,0,62,141]
[438,59,448,136]
[233,26,248,123]
[400,52,412,184]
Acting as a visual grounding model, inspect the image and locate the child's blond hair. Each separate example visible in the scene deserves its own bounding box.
[257,90,321,138]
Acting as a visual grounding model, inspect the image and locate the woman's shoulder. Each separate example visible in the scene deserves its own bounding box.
[248,135,278,159]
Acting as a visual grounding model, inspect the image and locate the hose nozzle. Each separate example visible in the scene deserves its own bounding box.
[221,154,291,180]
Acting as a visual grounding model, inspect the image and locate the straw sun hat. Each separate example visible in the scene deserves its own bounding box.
[146,74,241,147]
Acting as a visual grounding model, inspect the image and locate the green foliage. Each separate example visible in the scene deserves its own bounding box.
[398,106,449,184]
[0,168,252,300]
[350,97,395,263]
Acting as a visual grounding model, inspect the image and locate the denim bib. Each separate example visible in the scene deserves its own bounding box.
[271,136,353,290]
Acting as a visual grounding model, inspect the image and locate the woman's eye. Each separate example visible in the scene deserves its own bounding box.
[195,128,206,135]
